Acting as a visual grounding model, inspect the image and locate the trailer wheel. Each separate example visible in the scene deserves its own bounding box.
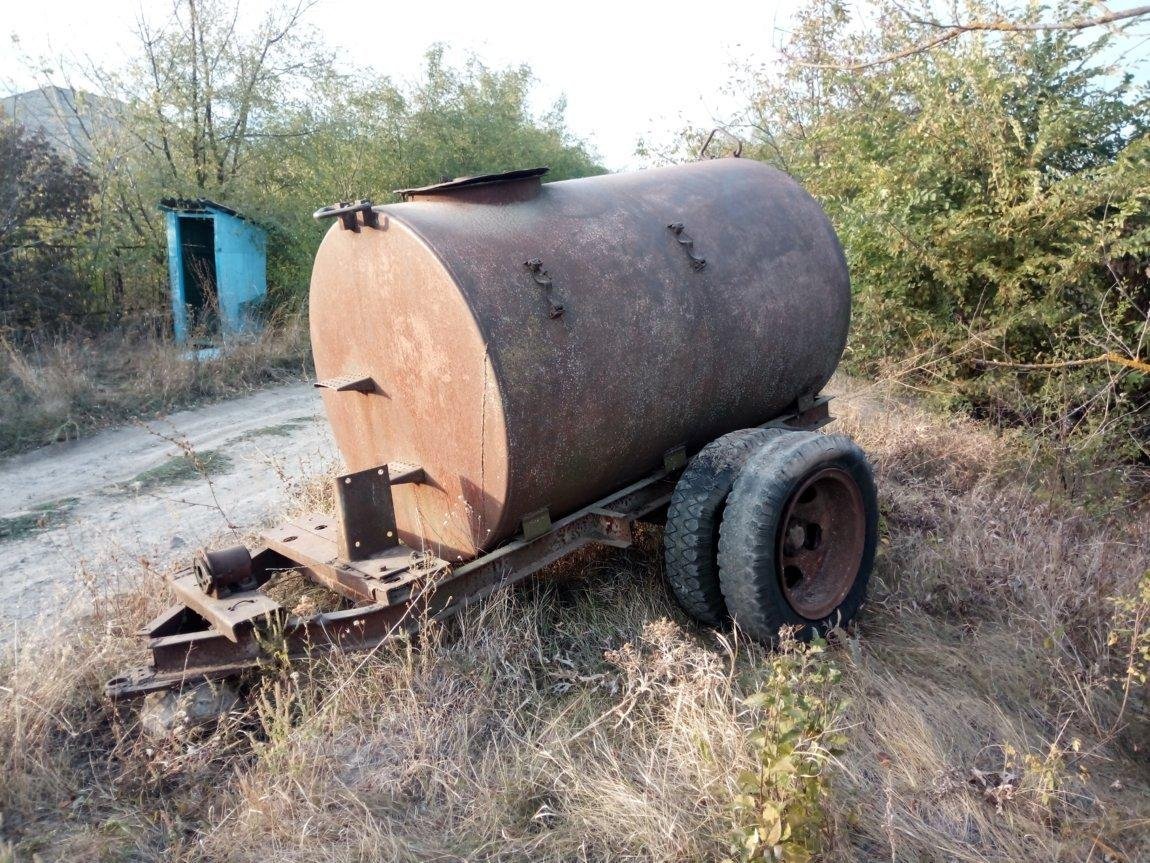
[718,433,877,643]
[663,428,793,626]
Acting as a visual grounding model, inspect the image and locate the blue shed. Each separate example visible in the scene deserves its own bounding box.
[159,198,267,342]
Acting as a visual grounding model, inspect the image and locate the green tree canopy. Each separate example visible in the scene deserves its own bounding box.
[0,121,96,328]
[704,0,1149,459]
[37,2,602,314]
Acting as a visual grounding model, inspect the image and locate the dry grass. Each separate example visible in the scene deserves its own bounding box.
[0,315,312,456]
[1,380,1147,862]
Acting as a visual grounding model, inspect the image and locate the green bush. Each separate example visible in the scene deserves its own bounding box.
[708,0,1149,460]
[730,636,845,863]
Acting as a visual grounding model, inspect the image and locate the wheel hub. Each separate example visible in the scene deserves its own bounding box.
[776,466,866,620]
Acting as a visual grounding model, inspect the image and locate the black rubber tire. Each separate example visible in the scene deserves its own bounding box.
[717,432,878,643]
[663,427,795,626]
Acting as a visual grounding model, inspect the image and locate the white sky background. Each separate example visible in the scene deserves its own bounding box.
[0,0,799,171]
[2,1,1147,171]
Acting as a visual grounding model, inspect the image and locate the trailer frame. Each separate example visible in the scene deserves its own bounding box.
[106,397,832,700]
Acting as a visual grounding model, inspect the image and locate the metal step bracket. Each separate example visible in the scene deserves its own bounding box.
[314,375,375,393]
[335,464,399,562]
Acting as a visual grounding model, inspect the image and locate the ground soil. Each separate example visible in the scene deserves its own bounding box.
[0,383,334,629]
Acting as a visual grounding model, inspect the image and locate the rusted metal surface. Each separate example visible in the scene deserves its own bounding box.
[107,402,831,700]
[310,158,851,561]
[170,568,283,643]
[192,545,253,596]
[262,515,433,606]
[334,464,398,561]
[107,463,670,700]
[777,466,866,620]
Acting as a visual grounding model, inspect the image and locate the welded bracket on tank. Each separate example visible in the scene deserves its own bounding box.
[667,222,707,270]
[334,464,399,561]
[764,394,833,431]
[312,199,380,232]
[314,374,375,393]
[521,507,552,542]
[523,258,565,318]
[388,462,426,485]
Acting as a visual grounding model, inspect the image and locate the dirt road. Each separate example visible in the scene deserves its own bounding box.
[0,384,335,630]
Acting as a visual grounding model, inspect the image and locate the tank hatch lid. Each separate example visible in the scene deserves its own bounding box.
[395,167,549,202]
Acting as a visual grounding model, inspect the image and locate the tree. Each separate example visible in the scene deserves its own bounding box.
[129,0,327,193]
[29,5,602,318]
[246,46,604,302]
[708,0,1150,459]
[796,2,1150,71]
[0,121,95,328]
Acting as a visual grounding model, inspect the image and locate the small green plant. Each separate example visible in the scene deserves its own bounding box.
[235,417,311,442]
[730,635,847,863]
[0,497,78,542]
[116,448,231,495]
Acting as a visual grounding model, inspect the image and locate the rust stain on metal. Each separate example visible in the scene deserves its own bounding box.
[109,160,855,700]
[309,158,850,562]
[777,466,866,620]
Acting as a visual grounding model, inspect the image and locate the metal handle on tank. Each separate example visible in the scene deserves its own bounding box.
[524,258,565,318]
[667,223,707,270]
[314,199,380,232]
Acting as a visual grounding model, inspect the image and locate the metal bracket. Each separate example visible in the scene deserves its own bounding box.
[521,507,552,541]
[524,258,565,318]
[388,462,426,485]
[314,375,375,393]
[335,464,399,562]
[312,200,380,232]
[667,223,707,271]
[698,127,744,160]
[523,258,552,288]
[167,567,283,643]
[663,444,687,472]
[763,394,833,431]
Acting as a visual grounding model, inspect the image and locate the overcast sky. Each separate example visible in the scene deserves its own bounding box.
[1,0,801,170]
[4,1,1148,171]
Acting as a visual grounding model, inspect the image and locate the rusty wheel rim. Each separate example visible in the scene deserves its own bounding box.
[776,466,866,620]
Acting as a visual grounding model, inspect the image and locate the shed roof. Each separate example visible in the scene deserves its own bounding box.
[159,197,263,227]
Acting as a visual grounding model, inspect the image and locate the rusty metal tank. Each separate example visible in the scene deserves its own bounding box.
[309,158,850,562]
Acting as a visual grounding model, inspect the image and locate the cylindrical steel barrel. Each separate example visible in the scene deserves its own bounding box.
[309,158,850,561]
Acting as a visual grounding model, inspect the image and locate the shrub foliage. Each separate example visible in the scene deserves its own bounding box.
[705,0,1150,459]
[0,122,96,328]
[8,0,602,327]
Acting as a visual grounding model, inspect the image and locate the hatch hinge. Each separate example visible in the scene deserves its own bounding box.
[312,200,380,231]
